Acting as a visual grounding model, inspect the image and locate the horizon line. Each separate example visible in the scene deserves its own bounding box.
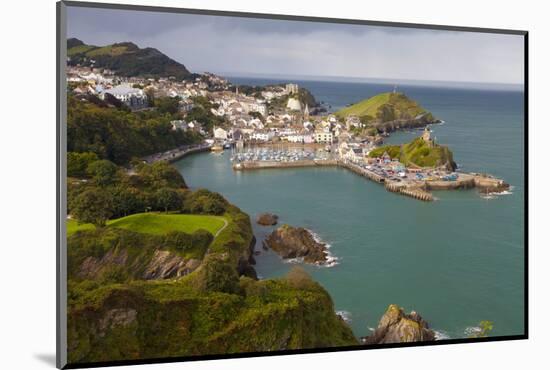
[205,71,524,90]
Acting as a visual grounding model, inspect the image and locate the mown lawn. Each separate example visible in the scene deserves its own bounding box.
[67,213,227,237]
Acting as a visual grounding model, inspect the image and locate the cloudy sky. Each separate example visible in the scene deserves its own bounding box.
[67,6,524,86]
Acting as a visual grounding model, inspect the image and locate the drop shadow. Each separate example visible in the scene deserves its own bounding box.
[34,353,57,367]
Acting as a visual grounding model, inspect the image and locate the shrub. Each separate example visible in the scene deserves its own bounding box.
[196,258,240,294]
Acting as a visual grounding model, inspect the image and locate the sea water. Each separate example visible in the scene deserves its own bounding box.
[173,77,524,339]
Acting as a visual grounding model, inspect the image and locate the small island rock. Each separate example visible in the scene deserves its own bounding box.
[362,304,435,344]
[256,213,279,226]
[263,225,328,264]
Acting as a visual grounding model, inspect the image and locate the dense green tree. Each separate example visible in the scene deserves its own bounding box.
[155,97,180,115]
[182,188,227,215]
[67,97,202,165]
[111,186,145,217]
[86,160,119,186]
[137,161,187,189]
[67,152,99,177]
[71,188,114,227]
[154,187,182,212]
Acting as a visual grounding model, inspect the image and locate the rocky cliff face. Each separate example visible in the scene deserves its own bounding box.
[263,225,328,264]
[362,304,436,344]
[67,269,358,363]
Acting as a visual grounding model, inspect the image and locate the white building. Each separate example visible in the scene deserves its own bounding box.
[213,127,228,140]
[315,129,333,144]
[101,84,147,108]
[251,130,275,142]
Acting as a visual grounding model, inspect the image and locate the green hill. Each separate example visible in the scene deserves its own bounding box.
[369,136,456,170]
[67,38,192,80]
[336,92,437,129]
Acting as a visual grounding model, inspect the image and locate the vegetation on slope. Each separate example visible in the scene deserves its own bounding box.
[67,267,358,363]
[369,136,456,170]
[336,92,437,131]
[67,96,202,165]
[67,38,192,80]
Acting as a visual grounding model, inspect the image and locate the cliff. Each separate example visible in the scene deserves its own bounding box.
[362,304,435,344]
[67,197,356,364]
[67,38,192,79]
[67,266,358,363]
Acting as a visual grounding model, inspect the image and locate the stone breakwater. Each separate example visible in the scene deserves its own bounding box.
[233,160,509,202]
[233,159,338,170]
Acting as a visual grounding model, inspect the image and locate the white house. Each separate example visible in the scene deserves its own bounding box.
[315,129,333,144]
[251,130,275,142]
[213,127,228,140]
[101,84,148,108]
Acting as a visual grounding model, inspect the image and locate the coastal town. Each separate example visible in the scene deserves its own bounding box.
[67,65,509,201]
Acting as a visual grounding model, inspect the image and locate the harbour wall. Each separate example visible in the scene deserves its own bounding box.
[231,159,509,201]
[233,159,337,170]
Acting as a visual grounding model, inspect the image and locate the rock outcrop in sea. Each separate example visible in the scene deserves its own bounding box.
[256,213,279,226]
[263,225,328,264]
[362,304,436,344]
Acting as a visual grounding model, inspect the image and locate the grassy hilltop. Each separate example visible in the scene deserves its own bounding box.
[67,213,226,237]
[336,92,437,131]
[67,38,192,80]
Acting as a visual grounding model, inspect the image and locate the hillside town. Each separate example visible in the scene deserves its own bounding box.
[66,65,510,202]
[66,65,382,157]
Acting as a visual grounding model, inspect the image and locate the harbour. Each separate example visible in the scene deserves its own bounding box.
[172,82,524,340]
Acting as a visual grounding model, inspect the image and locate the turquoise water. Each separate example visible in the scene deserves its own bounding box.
[173,80,524,340]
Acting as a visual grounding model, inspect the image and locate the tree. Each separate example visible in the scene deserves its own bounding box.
[67,151,99,178]
[154,187,182,212]
[155,97,180,115]
[137,161,187,189]
[111,186,144,217]
[86,159,119,186]
[71,188,114,227]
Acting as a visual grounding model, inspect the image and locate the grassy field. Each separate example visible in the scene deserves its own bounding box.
[336,92,428,121]
[337,92,393,118]
[67,213,227,237]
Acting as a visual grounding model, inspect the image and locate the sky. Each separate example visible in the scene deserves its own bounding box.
[67,6,525,86]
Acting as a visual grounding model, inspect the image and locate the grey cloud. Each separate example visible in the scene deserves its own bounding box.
[66,5,524,85]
